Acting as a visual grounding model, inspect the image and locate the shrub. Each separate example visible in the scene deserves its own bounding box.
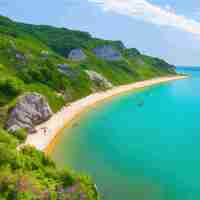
[12,128,27,142]
[0,77,24,98]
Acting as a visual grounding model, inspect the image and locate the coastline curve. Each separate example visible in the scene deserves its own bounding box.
[23,75,187,155]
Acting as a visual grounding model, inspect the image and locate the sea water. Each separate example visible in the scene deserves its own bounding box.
[52,67,200,200]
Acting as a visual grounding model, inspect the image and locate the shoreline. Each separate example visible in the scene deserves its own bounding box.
[24,75,187,155]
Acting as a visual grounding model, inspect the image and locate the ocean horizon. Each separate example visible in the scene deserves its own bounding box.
[1,1,200,198]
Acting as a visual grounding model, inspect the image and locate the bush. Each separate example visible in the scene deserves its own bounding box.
[0,77,24,98]
[0,129,18,147]
[0,143,18,167]
[12,128,27,142]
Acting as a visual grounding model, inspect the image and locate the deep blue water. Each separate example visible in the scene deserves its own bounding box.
[52,67,200,200]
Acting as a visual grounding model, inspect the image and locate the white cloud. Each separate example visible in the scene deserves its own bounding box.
[89,0,200,36]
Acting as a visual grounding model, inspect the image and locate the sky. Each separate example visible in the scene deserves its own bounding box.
[0,0,200,66]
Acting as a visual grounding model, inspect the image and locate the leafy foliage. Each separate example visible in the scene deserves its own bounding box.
[0,15,175,111]
[11,128,27,142]
[0,15,176,199]
[0,77,24,106]
[0,129,99,200]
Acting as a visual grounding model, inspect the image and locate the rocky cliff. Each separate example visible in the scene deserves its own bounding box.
[92,45,122,61]
[68,48,87,61]
[85,70,113,91]
[6,93,53,132]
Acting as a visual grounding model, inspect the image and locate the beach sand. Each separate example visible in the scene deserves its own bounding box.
[24,76,186,154]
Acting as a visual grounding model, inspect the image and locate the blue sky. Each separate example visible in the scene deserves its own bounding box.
[1,0,200,66]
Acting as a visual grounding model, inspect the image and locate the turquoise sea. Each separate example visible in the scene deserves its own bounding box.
[52,67,200,200]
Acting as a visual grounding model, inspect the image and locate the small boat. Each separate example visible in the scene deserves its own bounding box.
[137,101,144,107]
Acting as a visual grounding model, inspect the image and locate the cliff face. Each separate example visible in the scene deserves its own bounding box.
[92,45,122,61]
[85,70,113,91]
[68,48,87,61]
[6,93,53,132]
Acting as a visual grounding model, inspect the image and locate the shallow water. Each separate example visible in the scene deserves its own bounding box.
[52,67,200,200]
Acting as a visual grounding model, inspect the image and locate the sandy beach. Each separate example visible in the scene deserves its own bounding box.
[24,75,186,154]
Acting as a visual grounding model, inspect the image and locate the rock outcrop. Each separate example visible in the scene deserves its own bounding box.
[15,52,26,65]
[85,70,113,91]
[6,93,53,132]
[68,48,86,61]
[57,64,77,78]
[92,45,122,61]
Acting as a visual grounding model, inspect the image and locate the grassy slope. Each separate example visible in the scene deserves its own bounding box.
[0,15,175,109]
[0,128,99,200]
[0,15,176,199]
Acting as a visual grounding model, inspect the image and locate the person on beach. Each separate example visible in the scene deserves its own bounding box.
[41,127,48,136]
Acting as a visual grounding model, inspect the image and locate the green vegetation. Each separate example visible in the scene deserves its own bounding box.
[0,129,98,199]
[0,15,175,110]
[0,15,176,199]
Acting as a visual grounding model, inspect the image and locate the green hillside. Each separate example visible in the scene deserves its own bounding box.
[0,15,176,199]
[0,15,175,111]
